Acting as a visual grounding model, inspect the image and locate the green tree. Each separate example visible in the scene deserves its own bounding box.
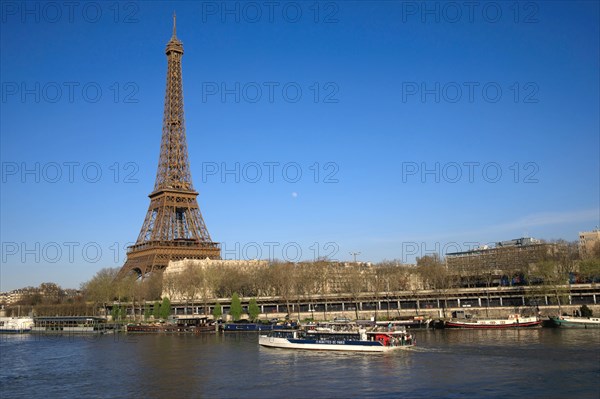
[230,293,243,321]
[111,305,120,321]
[144,305,151,320]
[248,298,260,321]
[579,258,600,282]
[213,302,222,320]
[152,301,161,319]
[580,305,593,317]
[527,260,569,310]
[111,306,126,321]
[159,297,171,320]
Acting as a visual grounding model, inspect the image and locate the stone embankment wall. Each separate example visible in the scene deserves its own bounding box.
[265,304,600,321]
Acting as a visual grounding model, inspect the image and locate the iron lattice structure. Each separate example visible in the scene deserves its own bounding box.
[118,16,221,278]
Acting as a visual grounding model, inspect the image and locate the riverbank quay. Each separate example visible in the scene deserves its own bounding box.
[105,284,600,322]
[7,285,596,326]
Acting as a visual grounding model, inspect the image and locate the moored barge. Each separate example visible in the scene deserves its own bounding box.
[445,314,541,329]
[548,315,600,328]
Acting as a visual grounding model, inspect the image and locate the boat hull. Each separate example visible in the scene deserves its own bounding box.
[445,316,541,329]
[126,324,215,333]
[222,323,280,332]
[548,316,600,329]
[0,328,32,334]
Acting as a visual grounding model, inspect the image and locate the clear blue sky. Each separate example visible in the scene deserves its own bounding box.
[1,1,598,291]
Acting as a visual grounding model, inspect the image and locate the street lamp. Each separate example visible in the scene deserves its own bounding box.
[349,251,361,263]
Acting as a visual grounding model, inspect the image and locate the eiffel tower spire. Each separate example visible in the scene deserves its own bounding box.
[118,17,221,278]
[154,11,189,192]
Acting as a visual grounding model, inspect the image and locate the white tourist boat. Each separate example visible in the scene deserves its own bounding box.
[0,317,34,333]
[259,327,415,352]
[31,316,107,333]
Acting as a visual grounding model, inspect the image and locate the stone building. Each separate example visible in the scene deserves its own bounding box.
[445,237,562,285]
[579,229,600,258]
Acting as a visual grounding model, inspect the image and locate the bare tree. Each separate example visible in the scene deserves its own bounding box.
[162,272,179,301]
[39,282,64,304]
[417,254,447,290]
[197,265,220,315]
[343,263,366,319]
[178,263,200,314]
[268,261,295,316]
[417,254,455,317]
[527,260,568,312]
[81,267,119,316]
[312,260,333,319]
[115,274,137,320]
[141,272,163,301]
[372,261,404,319]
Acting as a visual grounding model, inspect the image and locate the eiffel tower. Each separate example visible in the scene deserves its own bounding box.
[118,15,221,278]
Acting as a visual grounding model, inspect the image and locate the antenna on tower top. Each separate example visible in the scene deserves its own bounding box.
[172,11,177,37]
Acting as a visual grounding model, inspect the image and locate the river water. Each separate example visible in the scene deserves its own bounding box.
[1,329,599,398]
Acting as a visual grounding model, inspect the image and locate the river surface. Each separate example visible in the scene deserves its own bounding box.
[1,329,599,398]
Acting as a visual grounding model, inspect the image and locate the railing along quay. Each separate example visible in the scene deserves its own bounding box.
[160,284,599,317]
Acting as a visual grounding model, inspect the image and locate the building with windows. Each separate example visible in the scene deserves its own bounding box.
[445,237,561,286]
[579,229,600,258]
